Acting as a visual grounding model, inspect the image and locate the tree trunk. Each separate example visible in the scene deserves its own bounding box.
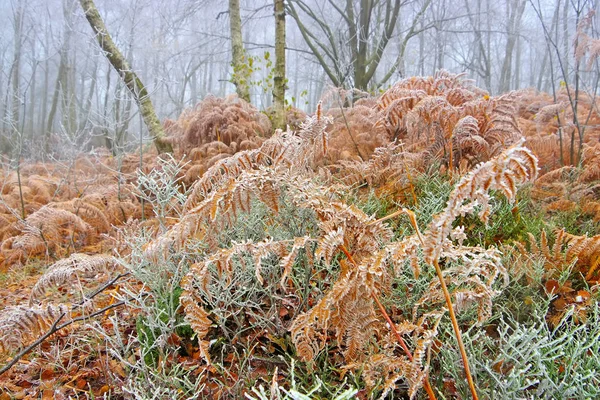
[498,0,526,93]
[27,47,37,142]
[78,0,172,153]
[61,0,77,140]
[11,3,23,137]
[46,56,64,144]
[229,0,251,102]
[273,0,286,130]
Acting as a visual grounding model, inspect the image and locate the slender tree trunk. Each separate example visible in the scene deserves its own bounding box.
[190,68,198,105]
[499,0,526,93]
[562,0,570,76]
[46,56,66,146]
[538,0,562,91]
[11,3,23,137]
[229,0,251,102]
[514,33,522,89]
[60,0,77,140]
[79,0,172,153]
[27,53,37,142]
[0,57,8,140]
[81,57,98,132]
[273,0,286,130]
[418,22,425,75]
[39,32,50,140]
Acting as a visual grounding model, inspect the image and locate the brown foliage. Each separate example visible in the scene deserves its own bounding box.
[166,94,271,153]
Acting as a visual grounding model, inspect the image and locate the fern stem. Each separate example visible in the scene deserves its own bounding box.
[370,289,413,360]
[371,293,438,400]
[339,245,437,400]
[432,259,478,400]
[369,208,425,246]
[404,162,419,206]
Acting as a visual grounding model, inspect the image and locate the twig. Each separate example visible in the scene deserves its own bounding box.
[77,272,130,306]
[0,299,127,376]
[0,313,66,376]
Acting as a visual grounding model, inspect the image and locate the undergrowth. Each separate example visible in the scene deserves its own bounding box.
[1,73,600,399]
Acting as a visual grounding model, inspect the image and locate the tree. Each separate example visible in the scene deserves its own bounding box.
[498,0,527,93]
[229,0,251,102]
[287,0,431,90]
[78,0,172,154]
[273,0,286,130]
[10,2,24,138]
[530,0,599,165]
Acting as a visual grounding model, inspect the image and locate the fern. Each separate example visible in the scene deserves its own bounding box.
[519,229,600,281]
[0,304,68,353]
[170,134,538,398]
[29,253,118,304]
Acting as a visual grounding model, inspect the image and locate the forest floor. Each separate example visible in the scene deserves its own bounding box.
[1,73,600,399]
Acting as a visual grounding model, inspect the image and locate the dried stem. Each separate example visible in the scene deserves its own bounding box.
[339,245,437,400]
[373,207,478,398]
[432,259,478,400]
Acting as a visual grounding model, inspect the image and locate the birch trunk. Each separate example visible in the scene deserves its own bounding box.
[79,0,172,153]
[229,0,251,102]
[273,0,286,130]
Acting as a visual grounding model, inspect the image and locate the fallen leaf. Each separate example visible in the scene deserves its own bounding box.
[42,389,54,400]
[76,379,87,390]
[96,385,111,396]
[545,279,560,294]
[40,368,54,381]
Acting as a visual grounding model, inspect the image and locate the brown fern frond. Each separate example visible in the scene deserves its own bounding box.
[183,105,331,212]
[168,94,272,153]
[0,304,68,353]
[30,253,118,304]
[180,266,213,363]
[361,353,425,399]
[290,264,381,362]
[518,228,600,280]
[424,143,538,264]
[51,198,111,233]
[484,97,522,151]
[6,206,93,260]
[561,231,600,280]
[405,96,454,138]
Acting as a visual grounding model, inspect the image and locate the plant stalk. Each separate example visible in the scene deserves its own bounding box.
[339,245,437,400]
[432,259,478,400]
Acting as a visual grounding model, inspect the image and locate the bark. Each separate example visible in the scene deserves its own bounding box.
[11,3,23,136]
[46,57,64,141]
[498,0,526,93]
[78,0,172,153]
[536,0,561,91]
[229,0,251,102]
[26,46,37,141]
[61,0,77,139]
[273,0,286,130]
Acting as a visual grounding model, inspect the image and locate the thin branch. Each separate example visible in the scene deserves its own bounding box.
[0,298,129,377]
[1,272,135,376]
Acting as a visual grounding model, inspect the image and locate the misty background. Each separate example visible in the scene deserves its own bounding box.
[1,0,598,158]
